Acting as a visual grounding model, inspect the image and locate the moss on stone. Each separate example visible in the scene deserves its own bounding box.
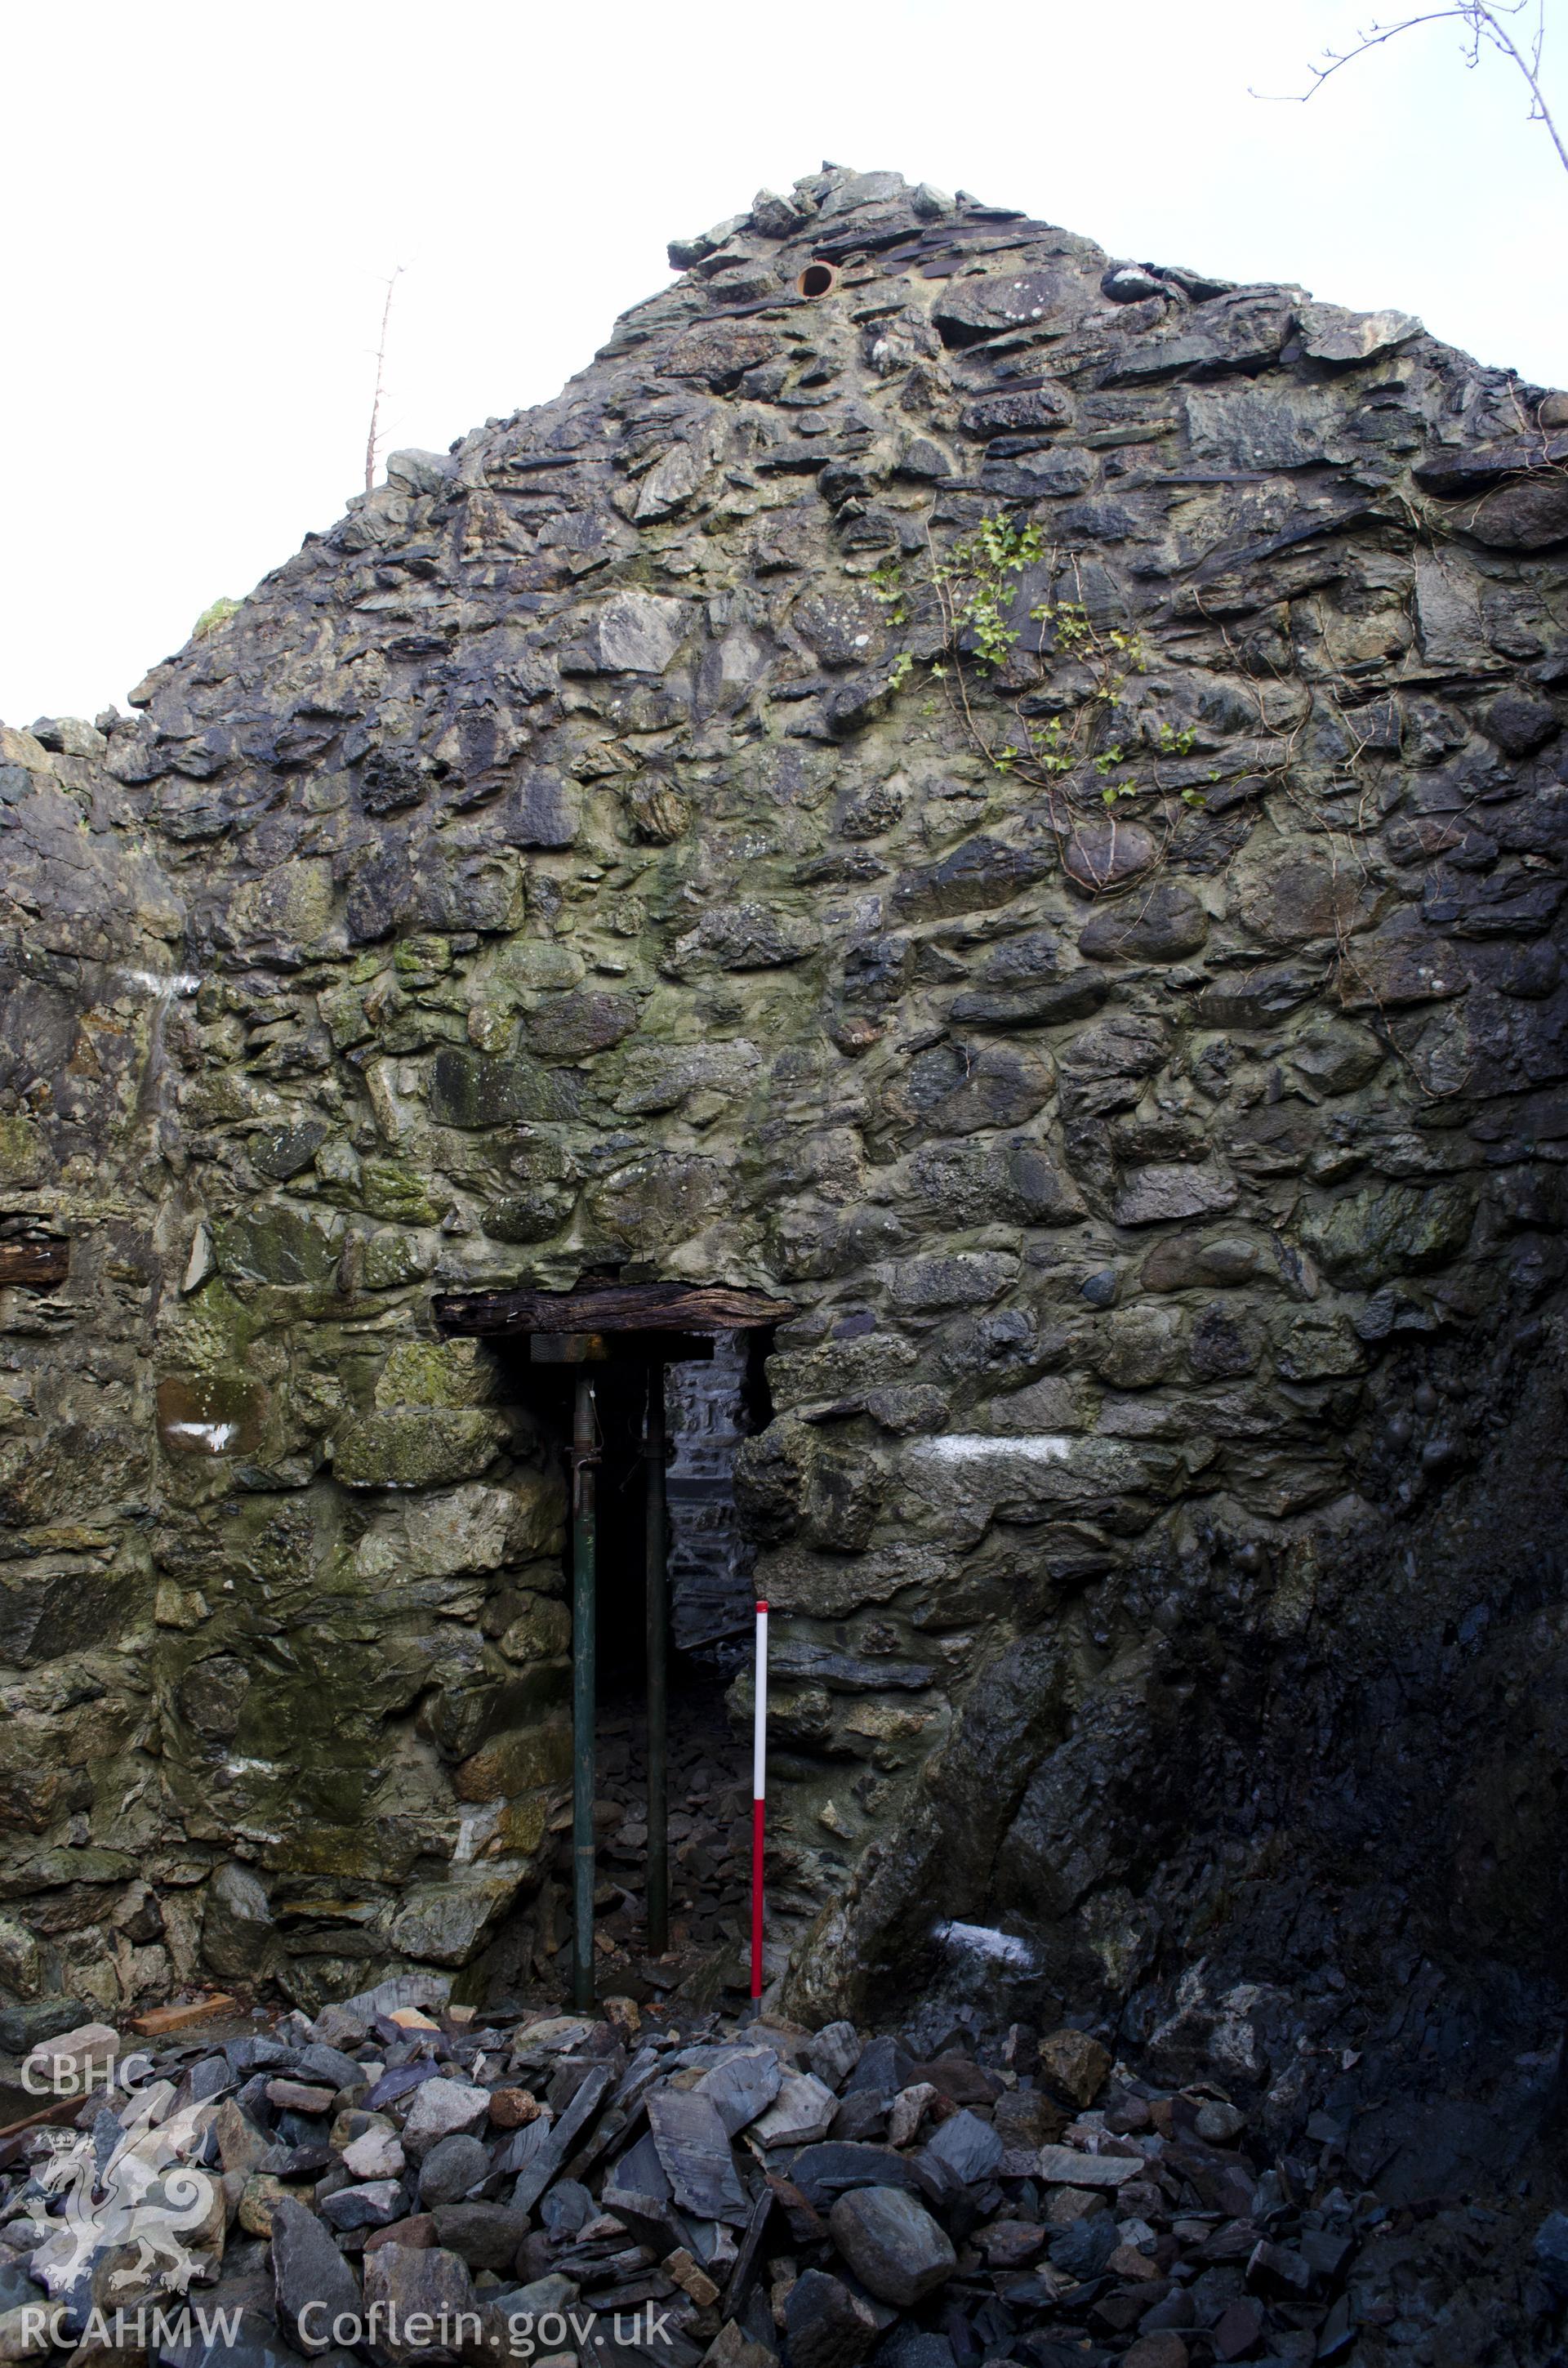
[0,1117,47,1187]
[428,1046,580,1128]
[359,1161,443,1224]
[332,1408,509,1491]
[374,1340,496,1410]
[362,1228,438,1289]
[453,1719,572,1801]
[212,1206,342,1287]
[1299,1181,1478,1287]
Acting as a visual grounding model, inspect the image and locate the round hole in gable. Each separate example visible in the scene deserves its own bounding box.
[796,261,838,300]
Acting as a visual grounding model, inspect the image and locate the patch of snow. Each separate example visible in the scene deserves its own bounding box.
[933,1919,1036,1969]
[912,1434,1072,1464]
[116,967,202,997]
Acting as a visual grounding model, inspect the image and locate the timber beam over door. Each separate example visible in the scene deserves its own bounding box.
[0,1240,69,1287]
[431,1279,795,1338]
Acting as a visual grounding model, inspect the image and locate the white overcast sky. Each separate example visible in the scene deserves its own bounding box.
[2,0,1565,723]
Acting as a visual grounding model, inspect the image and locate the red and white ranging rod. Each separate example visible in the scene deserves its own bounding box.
[751,1598,768,2002]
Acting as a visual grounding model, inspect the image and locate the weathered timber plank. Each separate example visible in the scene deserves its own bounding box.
[433,1281,795,1337]
[130,1991,236,2036]
[0,1241,69,1287]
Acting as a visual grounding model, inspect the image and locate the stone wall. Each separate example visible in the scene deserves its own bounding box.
[1,164,1566,2041]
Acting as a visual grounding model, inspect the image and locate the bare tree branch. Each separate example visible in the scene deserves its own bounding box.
[1252,0,1568,179]
[364,265,404,494]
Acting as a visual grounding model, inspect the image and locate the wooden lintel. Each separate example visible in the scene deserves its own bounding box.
[433,1280,795,1339]
[0,1240,69,1288]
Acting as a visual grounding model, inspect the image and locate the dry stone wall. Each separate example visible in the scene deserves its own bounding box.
[2,165,1566,2044]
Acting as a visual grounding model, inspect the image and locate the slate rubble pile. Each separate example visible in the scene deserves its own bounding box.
[2,1988,1561,2368]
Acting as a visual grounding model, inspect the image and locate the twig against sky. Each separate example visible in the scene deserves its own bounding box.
[1253,1,1568,179]
[364,265,405,494]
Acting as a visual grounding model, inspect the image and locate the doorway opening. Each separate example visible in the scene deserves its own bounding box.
[434,1278,791,2006]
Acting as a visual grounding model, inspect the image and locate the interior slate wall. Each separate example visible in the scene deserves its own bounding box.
[1,165,1566,2045]
[666,1335,760,1657]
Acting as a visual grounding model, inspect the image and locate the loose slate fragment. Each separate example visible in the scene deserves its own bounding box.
[401,2076,491,2159]
[842,2036,915,2100]
[647,2085,751,2225]
[722,2183,778,2317]
[748,2070,837,2149]
[1037,2143,1147,2187]
[271,2194,363,2351]
[805,2022,862,2089]
[697,2045,784,2136]
[784,2267,881,2368]
[788,2141,930,2209]
[922,2107,1004,2187]
[509,2061,613,2212]
[367,2062,439,2112]
[320,2178,404,2230]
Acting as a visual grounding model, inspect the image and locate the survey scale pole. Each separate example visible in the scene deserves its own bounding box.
[751,1597,768,2002]
[644,1368,669,1956]
[571,1368,598,2012]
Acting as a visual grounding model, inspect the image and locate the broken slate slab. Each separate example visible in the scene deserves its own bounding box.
[508,2060,612,2212]
[501,2114,559,2214]
[609,2129,670,2200]
[299,2041,366,2091]
[842,2036,915,2099]
[362,2244,478,2368]
[697,2046,784,2136]
[265,2079,335,2116]
[922,2107,1004,2187]
[647,2085,751,2226]
[272,2195,363,2352]
[368,2062,439,2112]
[430,2203,530,2272]
[538,2179,594,2236]
[215,2098,292,2177]
[749,2071,837,2149]
[785,2267,881,2368]
[603,2126,689,2254]
[612,2044,669,2114]
[806,2022,862,2090]
[722,2183,777,2318]
[320,2179,404,2232]
[510,2016,595,2062]
[789,2142,932,2210]
[1037,2143,1147,2188]
[871,2334,957,2368]
[601,2180,689,2257]
[418,2131,492,2206]
[401,2076,490,2159]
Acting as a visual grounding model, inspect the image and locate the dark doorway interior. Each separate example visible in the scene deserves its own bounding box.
[475,1309,777,2002]
[485,1353,664,1690]
[487,1337,770,1688]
